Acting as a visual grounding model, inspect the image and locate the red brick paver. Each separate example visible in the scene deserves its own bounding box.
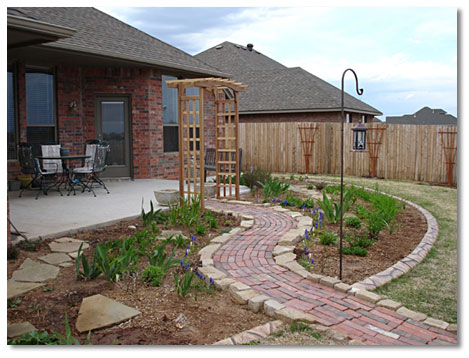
[206,200,457,346]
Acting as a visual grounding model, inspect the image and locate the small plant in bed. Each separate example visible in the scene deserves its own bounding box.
[345,216,362,229]
[141,265,166,287]
[319,232,337,246]
[341,246,368,257]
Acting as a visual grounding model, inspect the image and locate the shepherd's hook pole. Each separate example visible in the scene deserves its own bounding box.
[340,68,363,280]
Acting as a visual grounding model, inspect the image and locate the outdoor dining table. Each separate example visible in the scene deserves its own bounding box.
[36,155,91,195]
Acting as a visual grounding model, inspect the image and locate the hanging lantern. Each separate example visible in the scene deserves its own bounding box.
[352,122,368,151]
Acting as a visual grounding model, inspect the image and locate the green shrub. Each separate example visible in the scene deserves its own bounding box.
[141,265,166,287]
[307,184,314,190]
[195,224,206,236]
[345,232,374,249]
[341,246,368,256]
[259,177,290,198]
[241,168,272,189]
[319,232,337,245]
[224,220,231,226]
[345,216,362,229]
[7,246,19,260]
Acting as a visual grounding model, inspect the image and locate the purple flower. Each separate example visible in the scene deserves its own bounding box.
[209,277,214,284]
[184,249,188,257]
[277,198,281,203]
[180,259,184,266]
[250,167,254,174]
[311,258,315,264]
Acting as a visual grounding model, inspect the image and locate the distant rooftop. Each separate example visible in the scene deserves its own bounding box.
[195,41,382,116]
[386,107,457,126]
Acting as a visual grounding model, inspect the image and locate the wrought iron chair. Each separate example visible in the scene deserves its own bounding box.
[70,144,110,196]
[32,158,63,200]
[18,143,38,198]
[204,148,242,182]
[41,144,62,173]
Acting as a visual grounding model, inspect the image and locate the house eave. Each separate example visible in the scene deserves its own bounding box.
[7,14,76,49]
[42,42,230,78]
[240,107,383,116]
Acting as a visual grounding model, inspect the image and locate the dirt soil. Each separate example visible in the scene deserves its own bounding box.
[240,185,428,284]
[7,213,272,345]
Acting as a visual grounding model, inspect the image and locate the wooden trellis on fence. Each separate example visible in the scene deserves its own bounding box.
[166,78,247,210]
[297,124,319,174]
[439,129,457,186]
[367,125,387,178]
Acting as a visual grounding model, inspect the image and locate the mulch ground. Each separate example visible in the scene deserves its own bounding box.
[7,213,271,345]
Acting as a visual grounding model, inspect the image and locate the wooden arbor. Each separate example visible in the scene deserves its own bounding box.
[297,124,319,174]
[439,129,457,186]
[166,78,247,211]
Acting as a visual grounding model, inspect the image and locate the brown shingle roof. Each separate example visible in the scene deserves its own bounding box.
[9,7,226,77]
[196,41,382,115]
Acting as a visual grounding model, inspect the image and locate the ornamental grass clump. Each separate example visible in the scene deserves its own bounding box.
[259,177,290,199]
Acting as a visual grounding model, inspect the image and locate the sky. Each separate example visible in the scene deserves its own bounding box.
[98,5,458,121]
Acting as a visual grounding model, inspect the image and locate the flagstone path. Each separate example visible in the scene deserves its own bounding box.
[206,200,457,346]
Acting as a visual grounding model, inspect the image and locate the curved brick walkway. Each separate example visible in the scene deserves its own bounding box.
[207,200,457,346]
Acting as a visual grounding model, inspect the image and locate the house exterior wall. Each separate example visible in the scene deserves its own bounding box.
[7,62,216,180]
[239,111,373,123]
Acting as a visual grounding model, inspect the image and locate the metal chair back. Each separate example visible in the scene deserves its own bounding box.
[93,145,110,174]
[41,144,62,173]
[83,144,98,169]
[18,143,36,174]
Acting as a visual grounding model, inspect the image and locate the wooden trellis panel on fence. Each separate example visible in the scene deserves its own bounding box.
[239,122,457,186]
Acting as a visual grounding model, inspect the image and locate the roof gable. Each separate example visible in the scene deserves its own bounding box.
[386,107,457,125]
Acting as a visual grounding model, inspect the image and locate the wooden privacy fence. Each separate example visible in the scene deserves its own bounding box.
[239,122,457,186]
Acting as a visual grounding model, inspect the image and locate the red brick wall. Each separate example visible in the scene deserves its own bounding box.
[240,111,373,123]
[8,63,217,180]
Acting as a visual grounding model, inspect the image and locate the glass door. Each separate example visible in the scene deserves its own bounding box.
[95,96,131,177]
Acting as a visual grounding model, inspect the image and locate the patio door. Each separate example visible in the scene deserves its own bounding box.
[95,96,131,178]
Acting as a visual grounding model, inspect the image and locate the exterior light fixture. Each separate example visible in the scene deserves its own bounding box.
[351,122,368,151]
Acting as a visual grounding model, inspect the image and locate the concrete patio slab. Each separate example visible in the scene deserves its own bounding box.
[8,178,249,241]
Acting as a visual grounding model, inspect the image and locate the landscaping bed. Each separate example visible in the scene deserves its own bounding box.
[7,201,274,345]
[239,172,427,285]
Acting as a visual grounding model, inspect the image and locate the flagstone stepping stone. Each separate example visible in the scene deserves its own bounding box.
[7,280,45,299]
[159,230,187,240]
[7,322,37,338]
[38,253,72,265]
[11,258,60,283]
[59,262,74,268]
[49,238,89,253]
[76,294,141,333]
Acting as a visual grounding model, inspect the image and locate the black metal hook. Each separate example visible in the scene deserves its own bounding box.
[341,68,363,98]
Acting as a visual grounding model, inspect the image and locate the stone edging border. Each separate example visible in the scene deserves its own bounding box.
[200,197,456,343]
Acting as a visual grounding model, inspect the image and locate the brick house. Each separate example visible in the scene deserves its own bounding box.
[7,7,226,181]
[195,41,382,123]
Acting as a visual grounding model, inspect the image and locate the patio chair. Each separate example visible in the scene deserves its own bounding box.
[70,144,110,196]
[204,148,242,182]
[32,157,63,200]
[18,143,38,198]
[41,144,63,173]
